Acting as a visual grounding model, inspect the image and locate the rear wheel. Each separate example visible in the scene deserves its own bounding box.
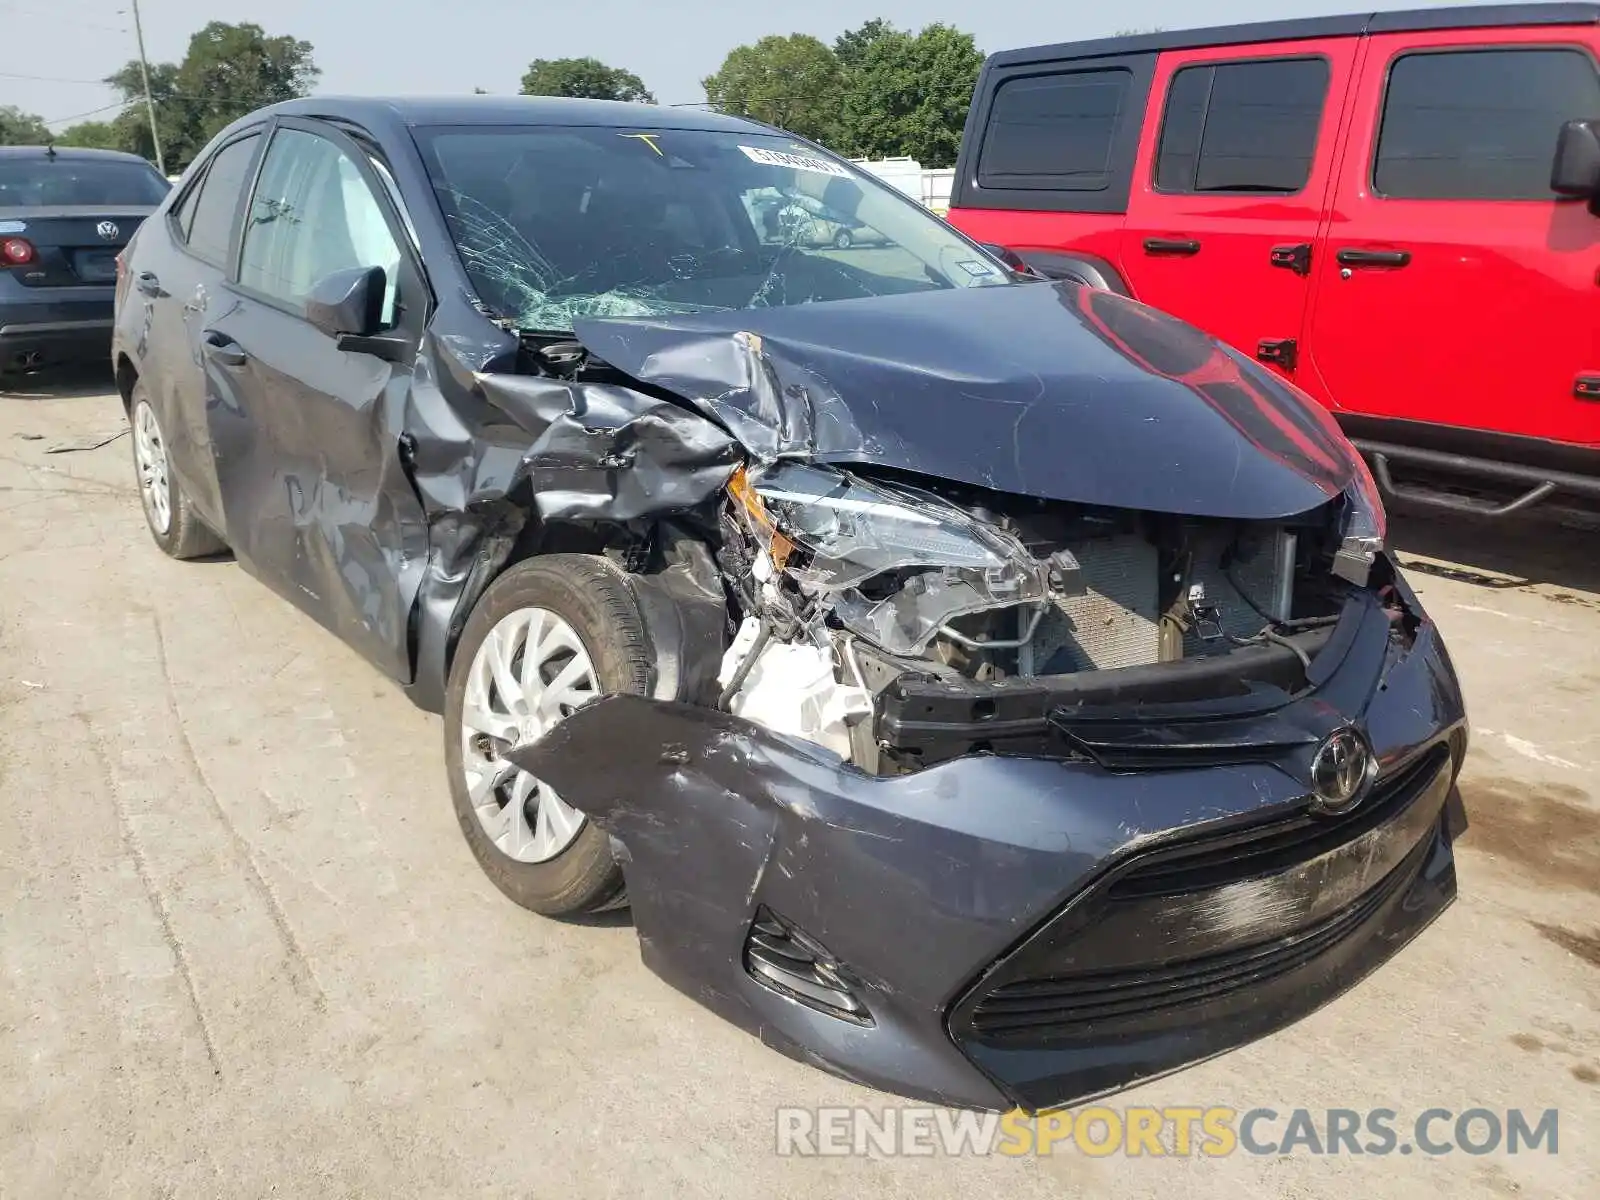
[129,382,226,559]
[443,554,653,916]
[832,227,853,250]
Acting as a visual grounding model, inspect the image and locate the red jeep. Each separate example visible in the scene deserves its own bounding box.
[948,3,1600,518]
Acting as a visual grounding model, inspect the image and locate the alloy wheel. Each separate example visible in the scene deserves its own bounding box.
[132,400,171,534]
[459,606,598,863]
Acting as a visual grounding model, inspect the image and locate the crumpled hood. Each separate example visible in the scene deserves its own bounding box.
[573,280,1357,520]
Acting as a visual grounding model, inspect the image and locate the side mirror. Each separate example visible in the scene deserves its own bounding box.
[306,265,385,339]
[1551,119,1600,199]
[304,265,407,362]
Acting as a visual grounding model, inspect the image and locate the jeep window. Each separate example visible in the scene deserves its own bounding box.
[414,126,1010,332]
[976,68,1133,191]
[1375,47,1600,200]
[1156,58,1330,194]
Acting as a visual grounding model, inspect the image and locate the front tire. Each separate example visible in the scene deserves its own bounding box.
[832,227,853,250]
[129,382,226,559]
[444,554,653,916]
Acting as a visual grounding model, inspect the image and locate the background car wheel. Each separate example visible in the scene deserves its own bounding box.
[443,554,652,916]
[832,228,853,249]
[129,382,227,560]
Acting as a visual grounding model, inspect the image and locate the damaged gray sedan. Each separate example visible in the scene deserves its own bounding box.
[112,97,1469,1112]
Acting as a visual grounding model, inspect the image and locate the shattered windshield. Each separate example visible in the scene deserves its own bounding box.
[414,125,1012,331]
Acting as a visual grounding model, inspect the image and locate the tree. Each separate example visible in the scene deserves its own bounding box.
[834,23,984,168]
[520,57,653,103]
[702,35,844,144]
[55,121,120,150]
[834,18,897,70]
[105,22,318,170]
[0,106,52,145]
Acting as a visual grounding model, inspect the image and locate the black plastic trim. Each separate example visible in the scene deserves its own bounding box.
[1337,412,1600,478]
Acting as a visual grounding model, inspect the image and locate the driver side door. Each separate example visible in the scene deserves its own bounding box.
[202,118,432,682]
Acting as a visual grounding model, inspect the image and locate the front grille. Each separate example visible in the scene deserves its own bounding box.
[954,744,1452,1047]
[968,845,1417,1040]
[1108,745,1450,899]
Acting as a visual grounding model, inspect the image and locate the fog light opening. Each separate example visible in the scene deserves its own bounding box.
[744,906,873,1025]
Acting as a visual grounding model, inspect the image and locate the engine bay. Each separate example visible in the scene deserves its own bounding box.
[706,461,1368,776]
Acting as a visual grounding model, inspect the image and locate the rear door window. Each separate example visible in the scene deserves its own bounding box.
[1373,47,1600,199]
[183,133,261,267]
[1156,58,1331,193]
[976,68,1134,191]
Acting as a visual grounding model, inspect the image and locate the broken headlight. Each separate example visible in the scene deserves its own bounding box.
[745,462,1048,654]
[1332,453,1387,586]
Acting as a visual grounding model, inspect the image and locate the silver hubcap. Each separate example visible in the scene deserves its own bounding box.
[460,607,598,863]
[132,400,171,534]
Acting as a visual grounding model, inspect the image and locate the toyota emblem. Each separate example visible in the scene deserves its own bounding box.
[1309,727,1376,813]
[96,220,120,241]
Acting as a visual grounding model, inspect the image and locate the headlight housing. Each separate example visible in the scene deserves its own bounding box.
[1332,451,1388,586]
[745,462,1048,654]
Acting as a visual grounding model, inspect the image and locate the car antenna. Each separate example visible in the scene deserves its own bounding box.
[44,144,57,159]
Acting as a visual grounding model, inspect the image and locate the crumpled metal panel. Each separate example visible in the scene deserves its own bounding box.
[572,280,1358,521]
[397,332,740,712]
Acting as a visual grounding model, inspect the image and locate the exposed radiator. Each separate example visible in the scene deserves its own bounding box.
[1032,535,1161,672]
[1025,527,1295,673]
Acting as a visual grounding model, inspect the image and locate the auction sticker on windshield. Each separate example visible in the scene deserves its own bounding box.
[739,145,852,178]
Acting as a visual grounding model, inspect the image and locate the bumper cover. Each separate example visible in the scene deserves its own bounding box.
[0,293,114,366]
[510,588,1467,1111]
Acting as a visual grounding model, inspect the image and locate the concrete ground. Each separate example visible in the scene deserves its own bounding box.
[1,374,1595,1199]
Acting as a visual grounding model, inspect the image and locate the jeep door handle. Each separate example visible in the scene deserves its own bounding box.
[134,271,161,296]
[1143,238,1202,256]
[202,330,247,367]
[1336,248,1411,268]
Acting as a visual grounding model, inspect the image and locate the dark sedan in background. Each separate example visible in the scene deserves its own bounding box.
[111,96,1468,1113]
[0,145,168,378]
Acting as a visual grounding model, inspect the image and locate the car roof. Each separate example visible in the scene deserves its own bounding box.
[257,95,768,135]
[988,2,1600,67]
[0,145,160,164]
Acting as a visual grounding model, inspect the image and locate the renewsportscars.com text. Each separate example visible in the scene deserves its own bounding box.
[774,1105,1561,1158]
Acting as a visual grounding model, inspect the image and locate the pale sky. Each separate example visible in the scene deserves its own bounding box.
[7,0,1471,131]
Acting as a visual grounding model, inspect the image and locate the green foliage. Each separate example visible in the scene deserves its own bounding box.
[833,18,896,70]
[105,22,319,170]
[54,121,120,150]
[520,58,654,103]
[701,34,844,143]
[0,106,52,145]
[833,22,985,168]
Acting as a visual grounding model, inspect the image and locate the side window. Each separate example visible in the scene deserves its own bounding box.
[1374,47,1600,200]
[977,68,1134,191]
[170,169,205,240]
[239,127,403,326]
[183,133,261,266]
[1156,58,1331,193]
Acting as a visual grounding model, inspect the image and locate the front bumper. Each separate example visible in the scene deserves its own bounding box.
[511,576,1467,1112]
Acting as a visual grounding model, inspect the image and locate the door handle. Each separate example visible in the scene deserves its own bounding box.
[1336,248,1411,268]
[134,271,161,296]
[202,330,247,367]
[1143,237,1202,256]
